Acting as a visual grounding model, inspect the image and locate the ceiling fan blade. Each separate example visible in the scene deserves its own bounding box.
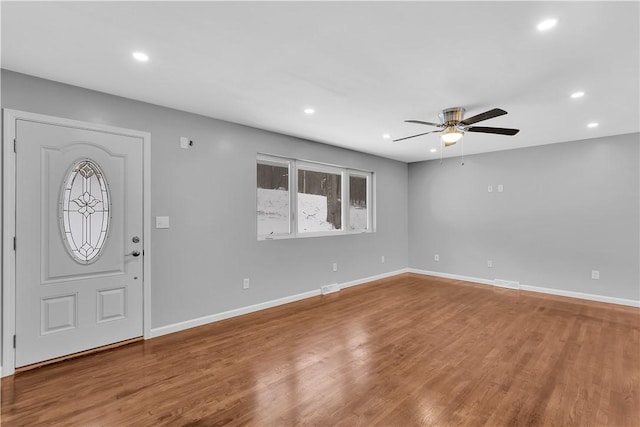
[405,120,442,127]
[392,130,442,142]
[465,126,520,136]
[460,108,508,126]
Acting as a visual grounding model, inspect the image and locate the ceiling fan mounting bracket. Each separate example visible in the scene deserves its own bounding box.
[439,107,465,126]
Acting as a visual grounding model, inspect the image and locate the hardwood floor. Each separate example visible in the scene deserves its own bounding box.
[2,273,639,426]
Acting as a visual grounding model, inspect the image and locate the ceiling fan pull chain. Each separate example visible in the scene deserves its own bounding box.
[461,138,465,166]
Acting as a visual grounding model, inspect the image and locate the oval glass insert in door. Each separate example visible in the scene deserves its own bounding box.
[60,159,111,264]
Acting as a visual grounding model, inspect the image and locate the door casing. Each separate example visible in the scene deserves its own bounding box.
[2,109,152,377]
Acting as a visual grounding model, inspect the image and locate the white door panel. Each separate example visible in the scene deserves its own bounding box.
[15,120,143,367]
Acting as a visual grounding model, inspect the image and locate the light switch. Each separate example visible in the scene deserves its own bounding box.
[156,216,170,229]
[498,184,504,193]
[487,185,493,193]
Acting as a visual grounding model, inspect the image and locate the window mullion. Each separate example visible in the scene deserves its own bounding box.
[367,173,372,231]
[369,173,374,231]
[291,159,298,237]
[342,169,349,234]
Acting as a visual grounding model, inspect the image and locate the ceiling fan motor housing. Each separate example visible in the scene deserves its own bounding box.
[439,107,465,126]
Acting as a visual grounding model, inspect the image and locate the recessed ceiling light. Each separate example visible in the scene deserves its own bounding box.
[303,108,315,115]
[430,148,437,153]
[587,122,599,128]
[570,91,585,99]
[132,51,149,62]
[382,133,391,139]
[537,18,557,31]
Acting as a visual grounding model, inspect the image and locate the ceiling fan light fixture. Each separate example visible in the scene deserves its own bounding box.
[441,126,463,146]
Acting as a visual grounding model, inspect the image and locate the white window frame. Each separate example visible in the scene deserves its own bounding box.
[256,154,294,240]
[347,170,372,233]
[256,154,374,240]
[296,161,345,238]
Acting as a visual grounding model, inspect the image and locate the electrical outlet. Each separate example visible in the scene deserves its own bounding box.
[381,255,385,263]
[591,270,600,280]
[243,278,250,289]
[434,254,439,262]
[497,184,504,193]
[487,260,493,268]
[332,263,338,272]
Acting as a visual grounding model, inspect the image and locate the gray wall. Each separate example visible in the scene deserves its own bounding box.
[1,70,409,329]
[2,67,638,346]
[408,133,640,301]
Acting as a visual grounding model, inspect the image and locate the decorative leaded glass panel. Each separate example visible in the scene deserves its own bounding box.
[60,159,110,264]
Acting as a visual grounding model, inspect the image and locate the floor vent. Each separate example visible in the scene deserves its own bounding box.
[494,279,520,290]
[321,283,341,295]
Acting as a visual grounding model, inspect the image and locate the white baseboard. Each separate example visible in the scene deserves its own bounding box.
[149,268,409,338]
[408,268,640,308]
[518,284,640,308]
[408,268,495,286]
[494,279,520,290]
[150,267,637,340]
[149,289,320,338]
[321,283,341,295]
[340,268,409,289]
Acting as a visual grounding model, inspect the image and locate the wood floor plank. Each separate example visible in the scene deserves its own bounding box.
[1,273,638,426]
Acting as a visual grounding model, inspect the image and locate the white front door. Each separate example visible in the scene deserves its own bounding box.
[14,118,144,367]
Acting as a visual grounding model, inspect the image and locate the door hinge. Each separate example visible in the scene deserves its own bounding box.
[13,138,16,153]
[13,335,16,348]
[13,237,16,251]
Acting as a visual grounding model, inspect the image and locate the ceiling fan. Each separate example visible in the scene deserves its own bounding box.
[393,107,520,146]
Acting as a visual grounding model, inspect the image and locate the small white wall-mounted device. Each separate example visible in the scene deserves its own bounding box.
[155,216,170,229]
[180,136,194,149]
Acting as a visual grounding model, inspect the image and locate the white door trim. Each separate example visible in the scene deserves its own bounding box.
[2,109,152,377]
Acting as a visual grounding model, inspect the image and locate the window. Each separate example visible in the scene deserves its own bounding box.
[257,156,291,237]
[349,172,370,231]
[257,155,374,239]
[297,164,343,234]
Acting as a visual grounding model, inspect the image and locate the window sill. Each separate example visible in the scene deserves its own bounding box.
[258,229,374,241]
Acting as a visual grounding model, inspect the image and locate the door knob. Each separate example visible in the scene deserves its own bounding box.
[126,250,141,257]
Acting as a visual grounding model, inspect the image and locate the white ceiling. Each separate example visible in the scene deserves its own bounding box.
[2,1,638,163]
